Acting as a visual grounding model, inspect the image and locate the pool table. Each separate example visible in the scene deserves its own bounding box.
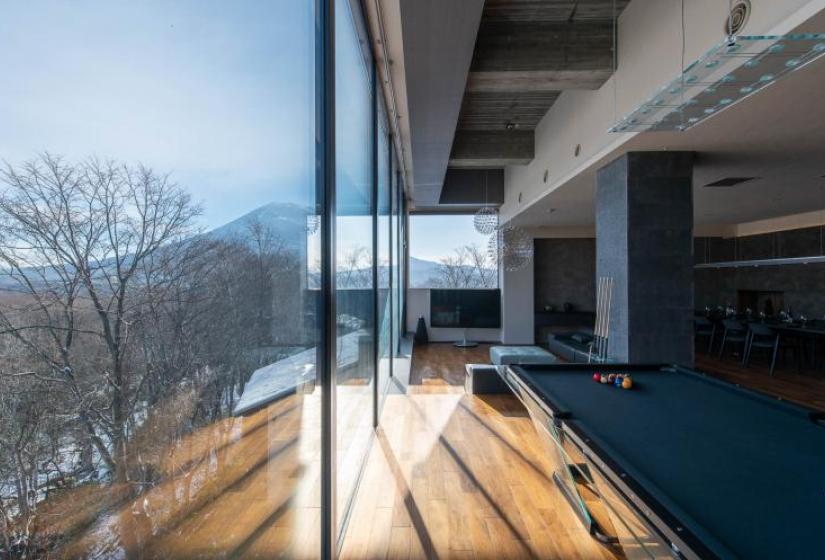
[501,363,825,560]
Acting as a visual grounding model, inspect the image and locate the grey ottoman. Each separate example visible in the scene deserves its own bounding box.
[490,345,557,366]
[465,364,510,395]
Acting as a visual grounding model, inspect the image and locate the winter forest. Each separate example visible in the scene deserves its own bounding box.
[0,155,313,557]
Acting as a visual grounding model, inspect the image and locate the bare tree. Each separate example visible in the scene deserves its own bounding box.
[466,244,497,288]
[432,243,496,288]
[0,154,200,483]
[338,245,371,289]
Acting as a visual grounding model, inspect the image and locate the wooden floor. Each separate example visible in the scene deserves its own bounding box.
[341,343,616,560]
[697,352,825,412]
[43,378,378,559]
[42,341,824,559]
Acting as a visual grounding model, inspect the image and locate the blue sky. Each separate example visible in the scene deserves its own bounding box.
[0,0,315,229]
[0,1,476,262]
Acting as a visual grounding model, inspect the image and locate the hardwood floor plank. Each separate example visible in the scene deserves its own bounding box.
[696,353,825,411]
[341,343,619,560]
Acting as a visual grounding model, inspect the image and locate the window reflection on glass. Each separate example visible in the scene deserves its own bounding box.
[377,103,392,404]
[334,0,375,531]
[0,2,320,557]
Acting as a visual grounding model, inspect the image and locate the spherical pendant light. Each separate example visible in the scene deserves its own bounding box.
[474,206,499,234]
[488,224,533,272]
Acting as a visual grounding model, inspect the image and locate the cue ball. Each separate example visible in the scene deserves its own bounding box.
[600,374,609,384]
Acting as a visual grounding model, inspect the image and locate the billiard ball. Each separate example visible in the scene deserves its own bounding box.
[607,373,616,383]
[614,375,624,388]
[622,376,633,389]
[600,374,609,384]
[592,373,601,382]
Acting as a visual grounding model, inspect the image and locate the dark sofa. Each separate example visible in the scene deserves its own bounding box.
[546,329,594,363]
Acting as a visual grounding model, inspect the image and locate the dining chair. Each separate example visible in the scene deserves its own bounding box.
[718,319,747,359]
[694,317,716,354]
[743,323,780,375]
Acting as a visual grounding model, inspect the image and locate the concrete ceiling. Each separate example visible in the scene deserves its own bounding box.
[397,0,629,209]
[449,0,630,168]
[399,0,484,208]
[511,39,825,230]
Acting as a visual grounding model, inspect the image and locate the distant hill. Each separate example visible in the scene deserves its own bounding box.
[408,256,442,288]
[0,200,490,291]
[207,202,311,249]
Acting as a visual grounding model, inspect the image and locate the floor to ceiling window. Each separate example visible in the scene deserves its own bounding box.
[391,160,402,359]
[0,1,407,556]
[397,172,407,346]
[377,100,392,404]
[334,0,375,533]
[0,1,321,557]
[409,214,499,288]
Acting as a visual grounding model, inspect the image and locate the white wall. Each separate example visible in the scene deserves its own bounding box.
[406,288,501,343]
[495,1,825,344]
[501,0,825,224]
[500,253,534,344]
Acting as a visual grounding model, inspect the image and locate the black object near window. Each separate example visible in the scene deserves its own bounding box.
[430,289,501,328]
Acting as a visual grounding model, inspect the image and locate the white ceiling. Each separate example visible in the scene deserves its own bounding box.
[513,15,825,230]
[398,0,484,209]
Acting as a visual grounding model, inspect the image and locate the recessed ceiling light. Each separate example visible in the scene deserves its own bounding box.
[704,177,759,187]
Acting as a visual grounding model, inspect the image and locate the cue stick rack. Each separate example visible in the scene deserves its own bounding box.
[590,276,614,363]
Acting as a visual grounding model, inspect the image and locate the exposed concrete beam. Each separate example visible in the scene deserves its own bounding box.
[483,0,630,23]
[439,169,504,205]
[449,130,534,167]
[458,91,560,131]
[472,21,614,74]
[467,69,612,93]
[451,17,617,169]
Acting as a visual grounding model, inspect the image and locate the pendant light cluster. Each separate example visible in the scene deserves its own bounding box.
[473,170,499,234]
[472,171,533,272]
[488,224,534,272]
[473,206,499,235]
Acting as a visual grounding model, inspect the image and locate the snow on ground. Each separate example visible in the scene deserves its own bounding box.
[233,330,365,415]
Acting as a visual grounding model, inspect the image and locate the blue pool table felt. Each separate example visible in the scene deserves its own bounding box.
[513,365,825,560]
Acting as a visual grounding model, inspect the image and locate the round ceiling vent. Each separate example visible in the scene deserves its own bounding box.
[724,1,751,36]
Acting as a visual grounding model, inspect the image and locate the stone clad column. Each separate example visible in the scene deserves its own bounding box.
[596,152,694,365]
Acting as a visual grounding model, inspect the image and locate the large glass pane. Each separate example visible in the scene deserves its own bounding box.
[409,215,499,288]
[398,188,406,340]
[0,1,321,558]
[334,0,374,530]
[377,102,392,402]
[391,163,400,358]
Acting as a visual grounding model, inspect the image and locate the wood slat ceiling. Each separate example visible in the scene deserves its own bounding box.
[483,0,629,22]
[449,0,630,168]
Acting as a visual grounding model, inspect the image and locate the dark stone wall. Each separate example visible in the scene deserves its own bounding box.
[695,263,825,319]
[596,155,630,360]
[695,226,825,264]
[596,152,695,365]
[534,238,596,313]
